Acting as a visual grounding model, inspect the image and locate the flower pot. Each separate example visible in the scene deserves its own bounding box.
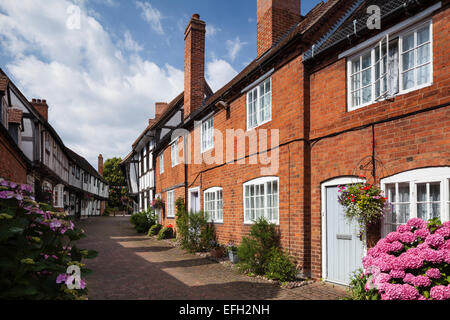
[228,251,239,264]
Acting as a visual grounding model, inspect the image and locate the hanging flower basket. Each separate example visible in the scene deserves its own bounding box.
[152,198,165,210]
[338,179,391,239]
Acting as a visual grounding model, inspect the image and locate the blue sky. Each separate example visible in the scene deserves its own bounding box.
[0,0,322,167]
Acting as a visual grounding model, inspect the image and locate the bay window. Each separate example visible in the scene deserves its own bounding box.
[243,177,279,224]
[348,21,432,111]
[246,77,271,130]
[381,167,450,236]
[204,187,223,223]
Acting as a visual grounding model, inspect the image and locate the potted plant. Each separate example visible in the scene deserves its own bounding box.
[227,240,239,264]
[337,177,391,239]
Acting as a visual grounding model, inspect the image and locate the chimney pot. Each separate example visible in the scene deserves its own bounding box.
[30,98,49,121]
[192,13,200,19]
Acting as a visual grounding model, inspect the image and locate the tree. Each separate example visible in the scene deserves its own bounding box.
[103,157,127,210]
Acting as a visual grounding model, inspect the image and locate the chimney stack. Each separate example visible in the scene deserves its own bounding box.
[184,13,206,120]
[30,99,49,122]
[155,102,169,118]
[98,154,103,176]
[257,0,302,57]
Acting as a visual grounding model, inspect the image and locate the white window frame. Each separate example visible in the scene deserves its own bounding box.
[246,77,272,131]
[201,115,214,153]
[159,153,164,174]
[167,190,175,218]
[243,176,279,225]
[347,19,433,111]
[204,187,223,223]
[381,167,450,237]
[171,139,179,167]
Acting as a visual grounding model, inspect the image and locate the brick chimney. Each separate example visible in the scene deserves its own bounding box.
[257,0,302,57]
[30,99,49,121]
[98,154,103,176]
[184,13,206,120]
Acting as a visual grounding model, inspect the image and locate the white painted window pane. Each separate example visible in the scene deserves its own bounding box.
[403,70,415,90]
[403,33,415,51]
[417,183,427,202]
[417,44,430,65]
[417,64,430,85]
[417,26,430,45]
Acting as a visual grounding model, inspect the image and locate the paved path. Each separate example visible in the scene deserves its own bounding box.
[77,216,348,300]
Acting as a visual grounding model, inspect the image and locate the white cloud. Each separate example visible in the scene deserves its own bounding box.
[0,0,183,166]
[136,1,164,35]
[206,58,237,92]
[206,24,221,38]
[118,31,143,53]
[225,37,247,62]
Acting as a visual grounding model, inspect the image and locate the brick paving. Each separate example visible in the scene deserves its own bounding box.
[77,216,349,300]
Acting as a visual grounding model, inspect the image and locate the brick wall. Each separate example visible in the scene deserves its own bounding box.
[307,6,450,279]
[0,129,27,184]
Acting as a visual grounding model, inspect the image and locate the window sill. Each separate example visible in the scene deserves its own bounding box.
[247,118,272,132]
[201,146,214,154]
[244,220,279,226]
[348,82,433,112]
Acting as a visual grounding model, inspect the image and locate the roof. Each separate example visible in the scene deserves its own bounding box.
[65,147,108,184]
[199,0,343,112]
[303,0,440,61]
[8,108,23,124]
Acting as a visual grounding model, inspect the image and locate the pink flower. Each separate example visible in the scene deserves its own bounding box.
[389,270,406,279]
[399,231,416,244]
[425,268,441,279]
[56,273,68,284]
[382,283,419,300]
[411,275,431,287]
[430,285,450,300]
[407,218,427,230]
[414,228,430,239]
[435,226,450,238]
[389,241,404,252]
[374,273,391,285]
[443,240,450,250]
[403,273,415,284]
[397,225,411,233]
[397,252,424,269]
[385,232,401,243]
[426,233,445,248]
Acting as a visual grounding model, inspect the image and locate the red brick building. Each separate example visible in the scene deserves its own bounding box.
[124,0,450,285]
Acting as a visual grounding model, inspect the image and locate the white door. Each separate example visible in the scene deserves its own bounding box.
[325,185,364,285]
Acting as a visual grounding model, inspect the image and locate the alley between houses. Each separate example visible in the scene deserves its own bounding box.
[77,216,347,300]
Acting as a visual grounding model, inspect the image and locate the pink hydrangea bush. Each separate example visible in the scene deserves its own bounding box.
[0,178,97,299]
[358,218,450,300]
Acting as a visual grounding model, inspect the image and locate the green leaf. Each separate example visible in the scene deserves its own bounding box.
[1,285,38,298]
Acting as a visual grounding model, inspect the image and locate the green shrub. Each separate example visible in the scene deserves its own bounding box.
[130,209,156,233]
[237,217,280,275]
[265,248,297,282]
[157,226,174,240]
[0,178,96,300]
[344,268,380,300]
[175,198,216,253]
[148,224,162,237]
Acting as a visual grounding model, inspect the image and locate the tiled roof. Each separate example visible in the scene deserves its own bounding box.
[8,108,23,124]
[65,147,107,184]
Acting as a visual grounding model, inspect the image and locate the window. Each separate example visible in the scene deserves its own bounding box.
[347,21,432,111]
[76,167,80,179]
[146,143,150,171]
[140,150,144,174]
[400,24,432,91]
[204,188,223,223]
[201,116,214,152]
[167,190,175,218]
[246,77,271,130]
[171,139,179,167]
[243,177,279,224]
[381,167,450,236]
[159,153,164,174]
